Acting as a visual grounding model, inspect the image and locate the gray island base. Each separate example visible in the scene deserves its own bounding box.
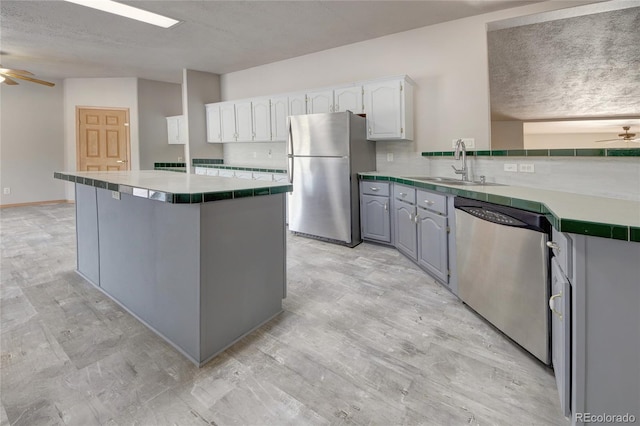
[61,171,288,366]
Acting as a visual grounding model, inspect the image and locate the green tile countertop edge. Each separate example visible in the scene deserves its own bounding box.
[192,163,287,174]
[359,173,639,243]
[54,172,292,205]
[421,148,640,158]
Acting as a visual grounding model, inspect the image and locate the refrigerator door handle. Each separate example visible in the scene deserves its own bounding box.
[287,119,294,184]
[288,155,294,184]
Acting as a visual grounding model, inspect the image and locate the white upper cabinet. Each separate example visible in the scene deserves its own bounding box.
[205,105,222,143]
[306,89,334,114]
[252,98,271,142]
[364,76,414,141]
[219,102,237,142]
[334,86,363,114]
[288,93,307,116]
[235,100,253,142]
[205,75,415,143]
[166,115,186,145]
[270,96,289,142]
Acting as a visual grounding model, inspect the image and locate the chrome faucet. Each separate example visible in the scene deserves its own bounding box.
[451,139,469,181]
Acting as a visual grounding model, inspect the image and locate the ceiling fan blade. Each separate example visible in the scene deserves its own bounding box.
[1,75,19,85]
[3,72,55,87]
[0,67,34,76]
[594,138,621,143]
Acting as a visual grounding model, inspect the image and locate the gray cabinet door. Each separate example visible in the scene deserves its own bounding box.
[417,207,448,283]
[361,194,390,243]
[551,258,571,418]
[394,200,417,260]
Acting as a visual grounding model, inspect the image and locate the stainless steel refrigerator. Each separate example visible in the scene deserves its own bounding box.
[287,111,375,247]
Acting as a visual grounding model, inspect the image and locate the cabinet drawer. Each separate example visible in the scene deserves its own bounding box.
[273,173,289,183]
[195,167,206,175]
[218,169,235,178]
[361,181,390,196]
[235,171,253,179]
[393,184,416,204]
[417,190,447,215]
[550,229,572,280]
[252,172,273,181]
[205,168,219,176]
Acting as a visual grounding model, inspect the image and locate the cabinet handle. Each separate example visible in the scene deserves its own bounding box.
[384,202,388,212]
[414,213,419,224]
[369,187,379,192]
[409,213,414,221]
[424,200,434,206]
[399,192,407,197]
[368,127,372,134]
[549,293,563,319]
[546,241,561,251]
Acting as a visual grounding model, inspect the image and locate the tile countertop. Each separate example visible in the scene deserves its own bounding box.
[55,170,292,204]
[359,172,640,242]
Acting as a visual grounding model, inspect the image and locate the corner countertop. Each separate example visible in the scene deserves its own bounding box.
[55,170,292,204]
[359,172,640,242]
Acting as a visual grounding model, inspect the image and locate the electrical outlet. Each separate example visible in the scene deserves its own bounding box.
[452,138,476,149]
[111,191,120,200]
[504,163,518,172]
[387,153,394,162]
[519,163,535,173]
[3,187,10,195]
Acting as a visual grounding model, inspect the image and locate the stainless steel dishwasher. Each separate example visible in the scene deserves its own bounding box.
[455,197,551,364]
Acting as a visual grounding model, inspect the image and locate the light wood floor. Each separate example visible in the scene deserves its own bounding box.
[0,203,567,425]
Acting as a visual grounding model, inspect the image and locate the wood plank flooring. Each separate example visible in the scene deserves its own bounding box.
[0,203,568,425]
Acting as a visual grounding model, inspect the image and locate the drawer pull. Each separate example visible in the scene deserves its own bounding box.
[546,241,561,251]
[384,202,388,212]
[424,200,434,205]
[549,293,563,319]
[369,187,379,192]
[399,192,407,197]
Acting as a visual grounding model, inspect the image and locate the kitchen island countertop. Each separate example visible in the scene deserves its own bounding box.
[55,170,292,204]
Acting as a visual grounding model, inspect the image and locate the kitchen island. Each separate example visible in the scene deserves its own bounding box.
[54,170,292,366]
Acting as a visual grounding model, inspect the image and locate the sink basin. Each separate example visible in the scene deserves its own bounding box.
[402,176,503,186]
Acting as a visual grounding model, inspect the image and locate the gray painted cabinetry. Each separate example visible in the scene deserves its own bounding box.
[74,184,287,366]
[393,185,418,260]
[362,182,451,287]
[360,181,391,243]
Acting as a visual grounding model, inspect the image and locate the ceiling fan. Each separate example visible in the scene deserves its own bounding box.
[0,66,55,87]
[595,126,639,144]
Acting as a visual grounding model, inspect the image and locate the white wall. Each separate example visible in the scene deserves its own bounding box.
[0,80,66,205]
[220,2,573,154]
[138,79,183,169]
[63,78,139,199]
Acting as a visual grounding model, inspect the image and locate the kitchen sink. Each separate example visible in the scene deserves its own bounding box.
[402,176,503,186]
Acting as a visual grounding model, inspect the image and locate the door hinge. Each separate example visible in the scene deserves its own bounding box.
[401,127,404,134]
[400,83,403,92]
[447,270,451,277]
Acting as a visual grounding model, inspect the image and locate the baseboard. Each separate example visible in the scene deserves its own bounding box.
[0,199,74,208]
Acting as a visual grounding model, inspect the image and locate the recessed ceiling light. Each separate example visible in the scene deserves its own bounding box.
[63,0,180,28]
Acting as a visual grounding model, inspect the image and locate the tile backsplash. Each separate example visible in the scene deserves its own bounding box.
[376,142,640,202]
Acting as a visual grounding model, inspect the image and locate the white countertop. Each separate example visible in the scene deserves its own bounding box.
[361,172,640,229]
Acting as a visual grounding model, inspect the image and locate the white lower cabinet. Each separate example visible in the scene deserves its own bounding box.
[252,172,273,181]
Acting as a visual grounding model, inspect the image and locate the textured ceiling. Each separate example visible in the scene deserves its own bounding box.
[0,0,540,84]
[488,4,640,122]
